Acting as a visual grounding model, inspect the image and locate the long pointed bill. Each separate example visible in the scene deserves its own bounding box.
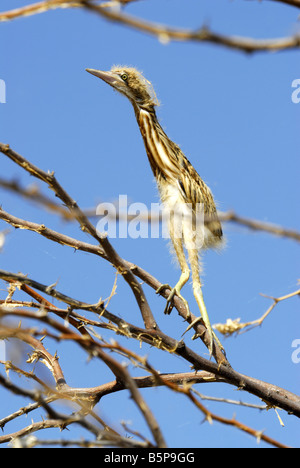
[86,68,123,87]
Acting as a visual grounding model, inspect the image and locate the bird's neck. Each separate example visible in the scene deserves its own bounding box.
[133,104,179,182]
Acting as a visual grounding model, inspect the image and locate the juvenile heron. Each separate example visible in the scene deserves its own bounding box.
[86,66,223,352]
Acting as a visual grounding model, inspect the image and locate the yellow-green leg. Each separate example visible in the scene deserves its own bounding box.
[156,228,190,316]
[187,247,223,355]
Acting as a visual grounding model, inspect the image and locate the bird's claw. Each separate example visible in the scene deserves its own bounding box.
[164,287,177,315]
[155,283,171,296]
[155,283,175,314]
[156,283,190,316]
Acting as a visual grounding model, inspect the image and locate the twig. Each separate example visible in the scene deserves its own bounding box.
[191,388,267,411]
[0,0,138,22]
[0,325,67,387]
[176,385,290,448]
[9,436,150,448]
[0,270,98,311]
[0,0,80,21]
[220,211,300,243]
[214,287,300,336]
[0,407,118,446]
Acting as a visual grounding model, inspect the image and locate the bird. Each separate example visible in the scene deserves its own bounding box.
[86,66,223,353]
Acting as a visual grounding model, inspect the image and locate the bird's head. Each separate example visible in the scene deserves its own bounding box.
[86,66,159,110]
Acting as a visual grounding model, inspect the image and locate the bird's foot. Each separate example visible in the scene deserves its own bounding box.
[156,283,173,313]
[156,283,190,317]
[156,283,171,296]
[164,286,190,317]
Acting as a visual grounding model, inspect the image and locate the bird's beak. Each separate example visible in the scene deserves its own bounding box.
[86,68,123,87]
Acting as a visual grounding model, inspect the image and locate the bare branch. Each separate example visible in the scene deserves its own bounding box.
[214,286,300,336]
[1,274,300,418]
[82,1,300,53]
[220,211,300,243]
[0,1,299,53]
[0,0,139,22]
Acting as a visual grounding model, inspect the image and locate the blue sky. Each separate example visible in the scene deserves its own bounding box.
[0,0,299,448]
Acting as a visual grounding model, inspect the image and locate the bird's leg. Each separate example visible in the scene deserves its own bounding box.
[157,226,190,317]
[187,247,223,355]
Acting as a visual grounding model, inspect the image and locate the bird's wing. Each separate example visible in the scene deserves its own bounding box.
[177,154,223,242]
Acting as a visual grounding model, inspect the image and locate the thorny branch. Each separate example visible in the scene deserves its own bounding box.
[0,318,292,448]
[0,319,166,447]
[1,269,300,415]
[0,140,299,447]
[0,0,299,53]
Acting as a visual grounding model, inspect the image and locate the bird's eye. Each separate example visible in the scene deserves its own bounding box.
[121,73,128,82]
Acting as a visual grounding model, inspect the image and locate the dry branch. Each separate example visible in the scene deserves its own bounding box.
[0,319,291,448]
[1,268,300,420]
[82,1,300,53]
[0,0,139,22]
[214,287,300,336]
[0,0,299,53]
